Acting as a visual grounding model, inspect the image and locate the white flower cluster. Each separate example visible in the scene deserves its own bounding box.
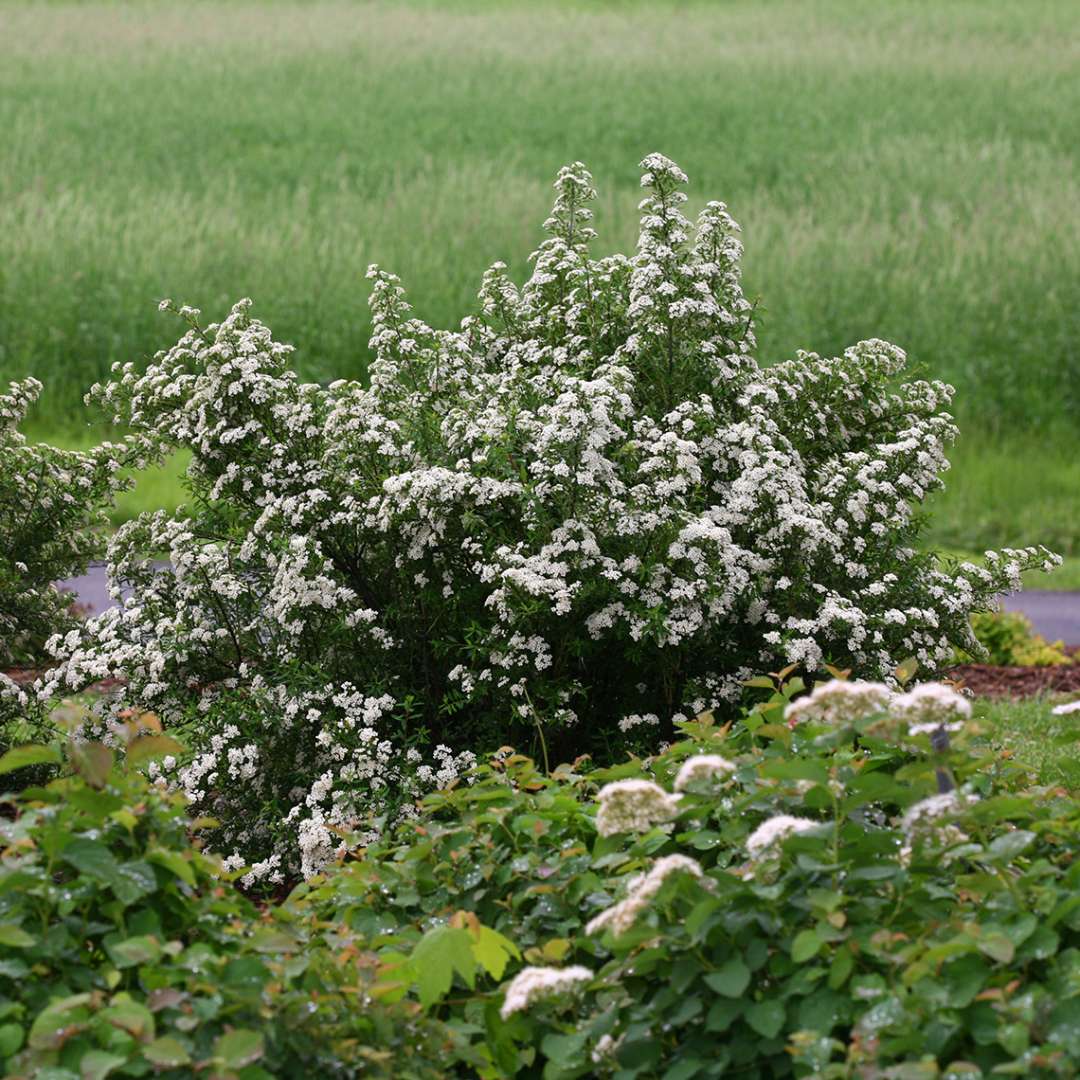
[783,680,892,727]
[595,779,681,837]
[585,853,706,937]
[29,156,1052,877]
[900,790,974,834]
[499,965,593,1020]
[891,683,971,734]
[746,814,820,857]
[672,753,736,791]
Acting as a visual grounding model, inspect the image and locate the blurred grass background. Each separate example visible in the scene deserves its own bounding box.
[3,0,1078,560]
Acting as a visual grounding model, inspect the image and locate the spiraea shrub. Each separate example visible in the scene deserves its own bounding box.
[41,155,1054,880]
[0,379,136,728]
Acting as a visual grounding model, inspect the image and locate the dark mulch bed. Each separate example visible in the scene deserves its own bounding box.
[946,662,1080,699]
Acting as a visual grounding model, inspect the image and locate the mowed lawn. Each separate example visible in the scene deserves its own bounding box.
[2,0,1078,556]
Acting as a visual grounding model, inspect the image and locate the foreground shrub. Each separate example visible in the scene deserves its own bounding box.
[300,679,1080,1077]
[0,721,473,1078]
[0,380,134,725]
[41,156,1054,879]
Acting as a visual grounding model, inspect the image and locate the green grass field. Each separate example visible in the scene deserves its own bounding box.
[3,0,1078,553]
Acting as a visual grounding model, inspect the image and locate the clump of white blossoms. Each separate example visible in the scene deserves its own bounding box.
[783,680,892,727]
[673,753,736,791]
[891,682,971,734]
[499,965,593,1020]
[900,790,974,834]
[35,155,1053,879]
[585,853,705,937]
[746,814,820,857]
[595,779,681,837]
[0,379,139,729]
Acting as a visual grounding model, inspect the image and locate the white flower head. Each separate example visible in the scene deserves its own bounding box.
[891,682,971,733]
[1052,700,1080,716]
[595,778,680,837]
[784,680,892,727]
[499,965,592,1019]
[746,814,819,858]
[673,753,736,791]
[586,854,705,937]
[900,790,974,835]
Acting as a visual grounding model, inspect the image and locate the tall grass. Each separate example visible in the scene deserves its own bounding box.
[2,0,1078,548]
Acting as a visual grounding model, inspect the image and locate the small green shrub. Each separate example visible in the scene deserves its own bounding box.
[0,379,136,729]
[0,719,474,1079]
[959,609,1073,668]
[296,677,1080,1077]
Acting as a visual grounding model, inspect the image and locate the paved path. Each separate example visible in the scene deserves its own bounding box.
[62,565,1080,644]
[1003,591,1080,645]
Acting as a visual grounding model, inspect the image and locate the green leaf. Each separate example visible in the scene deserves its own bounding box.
[62,837,119,881]
[28,993,92,1050]
[704,956,750,998]
[101,997,155,1041]
[142,1035,192,1068]
[828,946,854,990]
[79,1050,127,1080]
[248,928,299,954]
[540,1030,588,1068]
[745,999,786,1039]
[146,847,196,887]
[791,929,823,963]
[214,1029,264,1069]
[0,743,61,774]
[0,1022,23,1056]
[127,734,185,768]
[106,935,162,969]
[987,830,1036,862]
[705,998,742,1032]
[472,925,520,981]
[0,924,36,949]
[975,932,1015,964]
[411,925,477,1008]
[68,741,114,788]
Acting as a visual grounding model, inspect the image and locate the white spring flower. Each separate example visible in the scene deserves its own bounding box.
[499,965,593,1019]
[1052,700,1080,716]
[673,753,736,791]
[592,1033,624,1064]
[586,854,705,937]
[900,790,973,834]
[783,680,892,727]
[891,682,971,733]
[595,779,680,837]
[746,814,820,858]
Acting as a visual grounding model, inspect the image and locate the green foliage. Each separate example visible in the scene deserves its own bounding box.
[960,609,1073,668]
[0,380,134,678]
[0,722,475,1079]
[296,681,1080,1077]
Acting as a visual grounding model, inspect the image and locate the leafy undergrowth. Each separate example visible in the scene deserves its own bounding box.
[0,717,471,1079]
[7,679,1080,1077]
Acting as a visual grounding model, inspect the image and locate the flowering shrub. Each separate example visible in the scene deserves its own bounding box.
[0,723,474,1078]
[40,155,1055,879]
[297,679,1080,1077]
[0,379,136,728]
